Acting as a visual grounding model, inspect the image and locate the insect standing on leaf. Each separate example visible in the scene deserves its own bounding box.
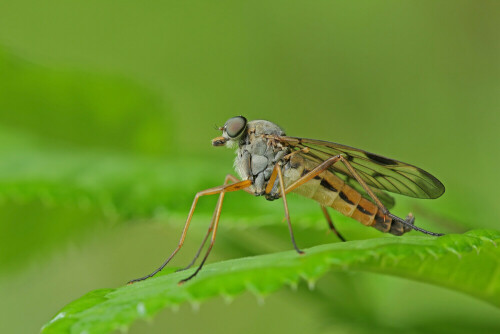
[129,116,445,285]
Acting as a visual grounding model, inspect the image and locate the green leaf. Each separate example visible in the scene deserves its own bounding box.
[41,230,500,334]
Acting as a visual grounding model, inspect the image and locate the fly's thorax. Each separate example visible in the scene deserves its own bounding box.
[233,120,288,195]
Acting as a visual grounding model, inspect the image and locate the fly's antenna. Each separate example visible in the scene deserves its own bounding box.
[388,213,444,237]
[214,124,220,131]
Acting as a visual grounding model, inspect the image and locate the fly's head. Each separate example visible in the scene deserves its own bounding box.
[212,116,248,149]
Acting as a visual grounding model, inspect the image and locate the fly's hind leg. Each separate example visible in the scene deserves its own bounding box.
[338,156,443,237]
[320,205,346,242]
[178,174,251,272]
[128,178,252,284]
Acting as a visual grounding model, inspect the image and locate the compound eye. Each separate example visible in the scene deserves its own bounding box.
[225,116,247,138]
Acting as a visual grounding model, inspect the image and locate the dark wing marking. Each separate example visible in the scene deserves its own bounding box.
[277,136,445,199]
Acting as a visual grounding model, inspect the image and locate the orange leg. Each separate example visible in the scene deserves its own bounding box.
[281,154,387,214]
[178,174,250,272]
[338,157,443,236]
[128,178,252,284]
[337,156,388,214]
[263,163,306,254]
[284,155,343,194]
[276,163,304,254]
[266,155,347,245]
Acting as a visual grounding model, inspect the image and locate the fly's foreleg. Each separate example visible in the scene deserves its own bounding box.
[178,178,251,284]
[128,178,252,284]
[178,174,250,272]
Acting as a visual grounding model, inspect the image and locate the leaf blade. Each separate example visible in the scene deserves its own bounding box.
[42,229,500,334]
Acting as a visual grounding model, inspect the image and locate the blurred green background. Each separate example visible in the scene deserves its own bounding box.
[0,1,499,333]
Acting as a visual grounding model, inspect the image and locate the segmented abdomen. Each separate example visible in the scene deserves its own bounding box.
[284,154,410,236]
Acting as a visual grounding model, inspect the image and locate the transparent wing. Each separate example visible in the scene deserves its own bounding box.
[277,136,445,199]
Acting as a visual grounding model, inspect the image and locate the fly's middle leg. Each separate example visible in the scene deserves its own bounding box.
[265,162,306,254]
[265,156,345,254]
[276,163,304,254]
[279,154,347,241]
[320,205,346,242]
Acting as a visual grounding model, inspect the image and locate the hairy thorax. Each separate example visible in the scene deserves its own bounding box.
[233,120,290,197]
